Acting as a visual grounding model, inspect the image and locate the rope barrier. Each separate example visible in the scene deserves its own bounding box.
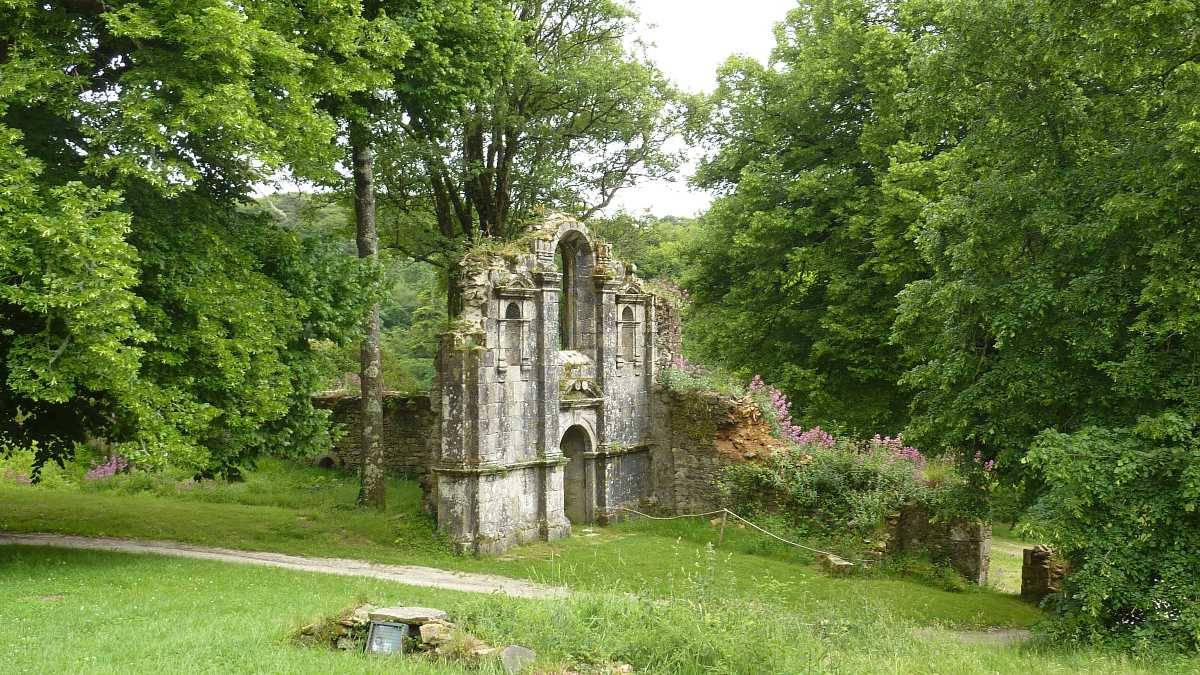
[613,505,866,565]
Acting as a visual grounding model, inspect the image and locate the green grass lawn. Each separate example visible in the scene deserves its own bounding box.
[1,545,1187,674]
[1,458,1035,628]
[2,457,1195,672]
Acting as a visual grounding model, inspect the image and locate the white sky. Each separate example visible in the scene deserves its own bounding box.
[608,0,795,218]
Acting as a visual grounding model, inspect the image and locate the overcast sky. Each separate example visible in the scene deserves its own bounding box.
[609,0,796,218]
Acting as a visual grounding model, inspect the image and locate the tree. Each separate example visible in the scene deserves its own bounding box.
[371,0,684,302]
[1,0,378,476]
[322,0,517,508]
[684,0,923,434]
[892,0,1200,475]
[588,212,699,281]
[890,0,1200,645]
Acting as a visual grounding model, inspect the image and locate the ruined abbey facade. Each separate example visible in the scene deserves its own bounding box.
[316,213,685,554]
[430,214,674,553]
[314,214,990,581]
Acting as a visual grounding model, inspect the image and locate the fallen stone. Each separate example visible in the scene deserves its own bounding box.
[820,554,855,576]
[335,637,355,651]
[419,620,456,646]
[370,606,448,625]
[340,603,376,627]
[499,645,537,674]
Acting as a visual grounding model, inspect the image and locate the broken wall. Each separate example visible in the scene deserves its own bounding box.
[312,393,435,476]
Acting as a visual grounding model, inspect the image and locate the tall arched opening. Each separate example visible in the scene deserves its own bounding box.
[555,231,596,357]
[560,425,591,525]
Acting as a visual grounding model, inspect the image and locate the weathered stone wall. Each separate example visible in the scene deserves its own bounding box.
[652,293,683,375]
[312,393,435,477]
[1021,545,1067,603]
[650,388,785,515]
[651,388,992,584]
[434,214,669,554]
[885,505,991,585]
[656,389,730,514]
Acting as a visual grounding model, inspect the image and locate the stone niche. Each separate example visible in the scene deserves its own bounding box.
[432,213,674,554]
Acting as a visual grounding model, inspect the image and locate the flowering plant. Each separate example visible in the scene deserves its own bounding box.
[748,375,834,448]
[85,455,130,481]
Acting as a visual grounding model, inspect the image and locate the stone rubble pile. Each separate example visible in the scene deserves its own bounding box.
[297,603,636,674]
[296,604,541,673]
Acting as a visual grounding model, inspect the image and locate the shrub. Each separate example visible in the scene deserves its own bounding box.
[718,372,995,559]
[84,455,130,481]
[722,441,929,539]
[659,358,746,398]
[1023,412,1200,652]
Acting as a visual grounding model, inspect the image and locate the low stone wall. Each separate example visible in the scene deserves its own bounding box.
[1021,545,1066,603]
[312,392,436,477]
[652,388,991,584]
[886,505,991,585]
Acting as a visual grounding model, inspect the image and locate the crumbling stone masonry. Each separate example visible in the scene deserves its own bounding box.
[886,505,991,585]
[312,393,435,476]
[432,214,676,554]
[1021,545,1067,603]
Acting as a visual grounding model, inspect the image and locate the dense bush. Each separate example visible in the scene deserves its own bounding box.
[663,366,991,546]
[1024,413,1200,651]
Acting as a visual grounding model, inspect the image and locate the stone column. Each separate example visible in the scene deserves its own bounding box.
[593,275,619,521]
[534,269,570,539]
[434,332,484,552]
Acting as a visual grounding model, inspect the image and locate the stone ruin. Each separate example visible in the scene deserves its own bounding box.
[1021,545,1067,603]
[316,212,991,581]
[308,213,689,554]
[429,213,674,553]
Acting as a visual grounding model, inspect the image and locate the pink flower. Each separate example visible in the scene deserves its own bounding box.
[85,455,129,481]
[871,435,925,467]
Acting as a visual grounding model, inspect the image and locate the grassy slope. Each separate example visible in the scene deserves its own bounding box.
[1,545,1186,674]
[0,460,1037,629]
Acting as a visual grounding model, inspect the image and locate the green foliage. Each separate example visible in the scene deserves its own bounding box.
[373,0,684,264]
[588,212,699,281]
[254,193,445,393]
[684,0,923,435]
[657,363,748,399]
[892,0,1200,479]
[0,1,384,476]
[722,444,919,540]
[1023,414,1200,651]
[683,0,1200,649]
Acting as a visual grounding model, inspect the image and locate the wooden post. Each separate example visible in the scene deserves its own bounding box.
[717,510,728,548]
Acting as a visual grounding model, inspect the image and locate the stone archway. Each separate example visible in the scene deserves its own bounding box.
[560,425,591,525]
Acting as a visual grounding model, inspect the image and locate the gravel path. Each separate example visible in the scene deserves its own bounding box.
[0,532,567,599]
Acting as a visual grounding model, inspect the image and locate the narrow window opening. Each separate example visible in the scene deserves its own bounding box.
[557,245,572,350]
[504,302,523,366]
[621,306,636,365]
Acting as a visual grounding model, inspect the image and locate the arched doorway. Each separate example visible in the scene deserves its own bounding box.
[560,425,591,524]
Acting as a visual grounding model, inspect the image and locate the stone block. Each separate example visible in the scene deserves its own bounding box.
[370,606,449,625]
[499,645,537,674]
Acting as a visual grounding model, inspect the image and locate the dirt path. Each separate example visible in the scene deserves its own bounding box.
[0,532,567,599]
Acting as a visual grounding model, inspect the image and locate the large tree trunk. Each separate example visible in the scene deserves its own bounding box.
[351,120,386,510]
